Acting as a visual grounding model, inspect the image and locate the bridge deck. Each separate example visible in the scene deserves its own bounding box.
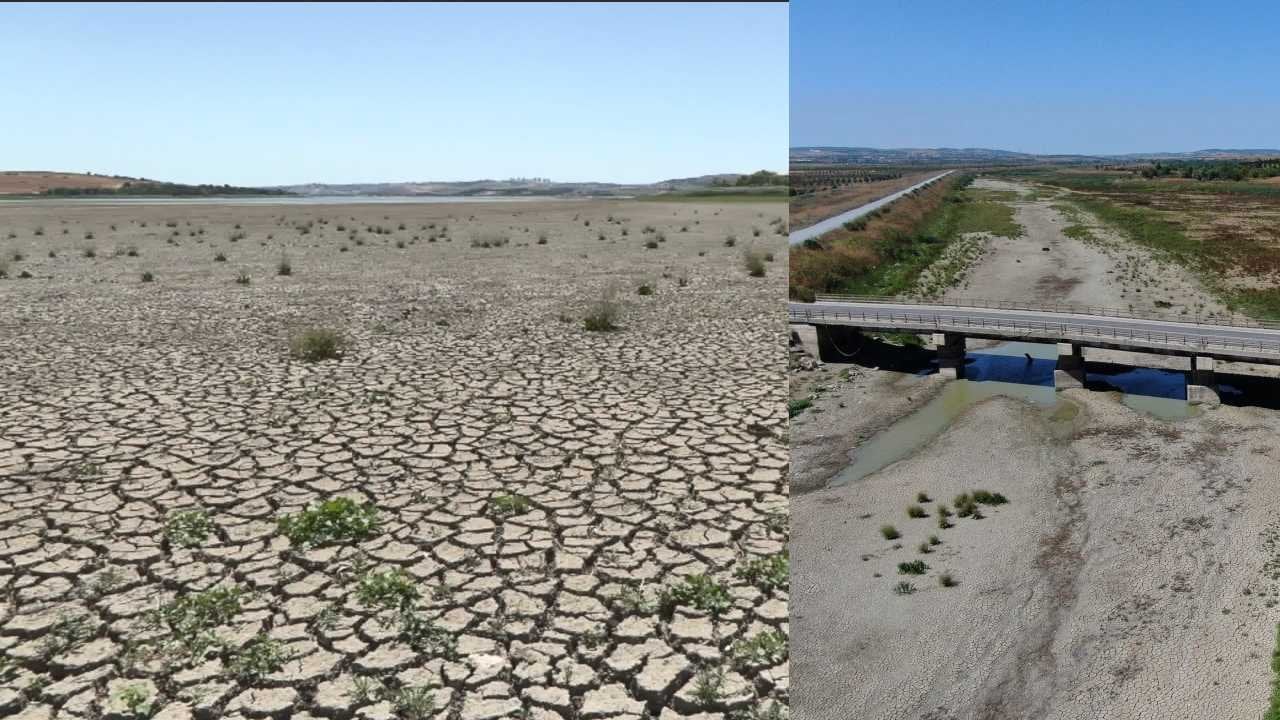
[789,298,1280,365]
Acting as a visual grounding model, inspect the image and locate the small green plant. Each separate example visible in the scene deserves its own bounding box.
[880,525,900,540]
[277,253,292,276]
[83,246,96,258]
[140,271,155,283]
[918,542,932,554]
[734,553,788,592]
[972,489,1009,505]
[692,665,726,705]
[356,568,419,611]
[277,497,380,547]
[929,534,941,545]
[636,283,654,296]
[613,584,655,614]
[214,252,227,261]
[788,398,812,417]
[906,505,927,518]
[583,288,621,332]
[940,573,957,587]
[390,686,437,719]
[165,509,212,548]
[917,492,931,503]
[148,585,245,659]
[730,629,788,668]
[39,613,93,658]
[536,232,548,245]
[893,581,916,595]
[898,560,928,575]
[742,250,766,277]
[115,684,153,718]
[352,676,385,705]
[229,635,295,681]
[235,272,251,285]
[489,493,531,517]
[660,574,733,617]
[288,327,346,362]
[724,235,737,247]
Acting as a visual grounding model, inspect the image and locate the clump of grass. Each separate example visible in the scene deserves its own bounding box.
[972,489,1009,505]
[583,287,621,332]
[929,534,941,545]
[637,283,654,296]
[229,635,295,681]
[115,684,153,718]
[234,272,250,286]
[742,249,767,277]
[644,239,659,249]
[917,492,931,503]
[659,574,733,618]
[730,629,788,669]
[536,232,548,245]
[724,235,737,247]
[898,560,928,575]
[83,246,97,258]
[277,497,380,547]
[355,568,420,611]
[147,585,245,659]
[940,573,957,587]
[734,552,788,591]
[879,525,900,540]
[39,613,93,658]
[893,581,916,595]
[165,509,212,548]
[470,233,509,249]
[489,493,531,517]
[788,398,812,418]
[389,686,437,719]
[277,253,292,276]
[906,505,927,518]
[288,327,346,362]
[140,271,155,283]
[918,542,932,554]
[214,252,227,262]
[691,665,726,705]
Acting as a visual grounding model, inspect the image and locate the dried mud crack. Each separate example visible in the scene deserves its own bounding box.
[0,199,790,719]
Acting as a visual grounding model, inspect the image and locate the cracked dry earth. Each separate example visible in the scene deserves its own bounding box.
[0,199,790,720]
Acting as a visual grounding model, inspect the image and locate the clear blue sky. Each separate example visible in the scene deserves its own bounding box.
[792,0,1280,154]
[1,2,787,186]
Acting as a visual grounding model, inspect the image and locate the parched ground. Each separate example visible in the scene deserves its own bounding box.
[0,198,790,720]
[790,179,1280,719]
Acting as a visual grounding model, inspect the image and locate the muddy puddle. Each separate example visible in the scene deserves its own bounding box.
[827,341,1198,487]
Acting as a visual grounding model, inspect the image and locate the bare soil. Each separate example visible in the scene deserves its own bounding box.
[0,198,790,718]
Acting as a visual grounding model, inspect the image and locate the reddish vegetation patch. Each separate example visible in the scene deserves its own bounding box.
[0,171,129,195]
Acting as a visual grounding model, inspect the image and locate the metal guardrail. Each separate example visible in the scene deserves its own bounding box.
[788,306,1280,357]
[812,294,1280,332]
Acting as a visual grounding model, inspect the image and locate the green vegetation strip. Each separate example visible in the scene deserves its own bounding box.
[1267,623,1280,720]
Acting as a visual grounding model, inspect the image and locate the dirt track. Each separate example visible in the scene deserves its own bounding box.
[0,198,789,719]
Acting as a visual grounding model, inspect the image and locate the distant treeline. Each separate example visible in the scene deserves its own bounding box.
[712,170,788,187]
[1139,159,1280,181]
[44,181,292,197]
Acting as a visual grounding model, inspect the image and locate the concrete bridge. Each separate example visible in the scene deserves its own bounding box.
[789,295,1280,404]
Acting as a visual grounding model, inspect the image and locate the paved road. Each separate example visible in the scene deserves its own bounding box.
[788,170,954,246]
[789,298,1280,363]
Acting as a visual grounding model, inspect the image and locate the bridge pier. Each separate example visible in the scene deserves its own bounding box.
[1187,355,1220,406]
[1054,342,1085,391]
[931,332,965,378]
[814,325,863,363]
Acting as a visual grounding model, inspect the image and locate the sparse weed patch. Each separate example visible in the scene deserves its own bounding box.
[898,560,928,575]
[489,493,531,517]
[660,574,733,617]
[731,629,788,669]
[165,509,212,548]
[277,497,380,547]
[734,553,788,592]
[288,327,346,362]
[880,525,900,540]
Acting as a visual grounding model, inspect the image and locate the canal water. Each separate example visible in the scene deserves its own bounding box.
[827,341,1197,488]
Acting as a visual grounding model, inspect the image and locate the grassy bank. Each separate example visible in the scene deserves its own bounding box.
[790,175,1023,300]
[638,187,788,202]
[1266,624,1280,720]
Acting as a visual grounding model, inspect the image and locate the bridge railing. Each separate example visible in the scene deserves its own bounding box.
[788,306,1280,357]
[811,294,1280,332]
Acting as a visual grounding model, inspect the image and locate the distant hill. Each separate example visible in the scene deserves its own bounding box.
[0,171,290,197]
[275,172,786,197]
[790,147,1280,166]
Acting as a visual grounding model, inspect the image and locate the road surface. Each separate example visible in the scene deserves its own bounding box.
[788,170,954,246]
